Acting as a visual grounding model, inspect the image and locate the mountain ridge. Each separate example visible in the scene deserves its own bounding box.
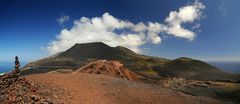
[22,42,240,82]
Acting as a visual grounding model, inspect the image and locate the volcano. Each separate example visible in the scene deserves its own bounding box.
[22,42,240,82]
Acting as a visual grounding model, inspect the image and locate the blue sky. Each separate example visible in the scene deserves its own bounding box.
[0,0,240,62]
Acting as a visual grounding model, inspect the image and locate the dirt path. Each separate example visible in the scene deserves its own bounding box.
[26,73,224,104]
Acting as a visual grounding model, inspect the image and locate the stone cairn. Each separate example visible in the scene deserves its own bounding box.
[0,57,59,103]
[14,56,21,76]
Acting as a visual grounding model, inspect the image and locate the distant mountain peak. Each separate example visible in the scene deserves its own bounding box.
[56,42,136,60]
[175,57,194,61]
[74,42,109,47]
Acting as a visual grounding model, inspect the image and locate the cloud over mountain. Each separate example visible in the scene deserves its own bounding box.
[46,1,205,54]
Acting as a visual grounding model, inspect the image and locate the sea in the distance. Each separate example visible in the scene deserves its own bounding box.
[208,61,240,74]
[0,62,27,74]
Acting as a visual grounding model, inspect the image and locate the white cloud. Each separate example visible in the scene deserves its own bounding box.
[57,15,70,25]
[147,32,161,44]
[167,24,196,40]
[46,1,205,54]
[132,22,147,32]
[165,1,205,40]
[147,22,167,33]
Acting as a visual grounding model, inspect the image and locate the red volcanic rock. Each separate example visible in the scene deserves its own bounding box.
[0,73,63,103]
[76,60,139,81]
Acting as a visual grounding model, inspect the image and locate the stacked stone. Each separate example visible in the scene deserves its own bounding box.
[0,56,57,103]
[14,56,20,76]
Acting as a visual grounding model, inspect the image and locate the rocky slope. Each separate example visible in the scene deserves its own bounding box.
[75,60,139,81]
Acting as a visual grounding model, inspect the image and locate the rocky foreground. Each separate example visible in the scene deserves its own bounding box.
[26,72,225,104]
[0,73,66,103]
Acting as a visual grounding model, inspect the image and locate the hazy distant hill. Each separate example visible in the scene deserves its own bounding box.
[208,61,240,73]
[22,42,240,82]
[159,57,240,81]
